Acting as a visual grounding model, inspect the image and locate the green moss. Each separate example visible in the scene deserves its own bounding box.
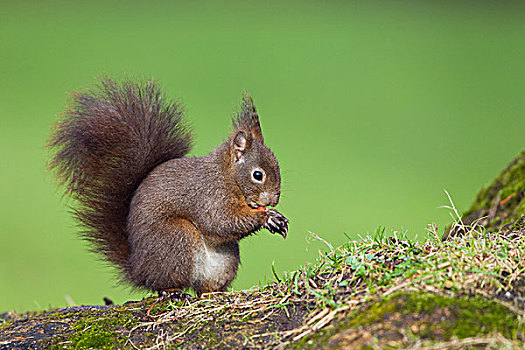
[351,292,519,339]
[70,327,119,349]
[292,291,521,349]
[402,292,518,339]
[46,309,138,349]
[347,297,397,326]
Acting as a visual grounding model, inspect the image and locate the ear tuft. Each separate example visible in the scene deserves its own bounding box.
[232,92,264,143]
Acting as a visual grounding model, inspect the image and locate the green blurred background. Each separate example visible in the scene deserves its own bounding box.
[1,0,524,312]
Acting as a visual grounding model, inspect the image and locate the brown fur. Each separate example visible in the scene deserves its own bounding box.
[49,78,287,295]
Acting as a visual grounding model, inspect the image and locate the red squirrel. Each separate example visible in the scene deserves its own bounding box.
[49,78,288,296]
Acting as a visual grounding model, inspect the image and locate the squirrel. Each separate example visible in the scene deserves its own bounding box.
[49,78,289,296]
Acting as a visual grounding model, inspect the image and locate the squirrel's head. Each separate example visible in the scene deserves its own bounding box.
[228,93,281,209]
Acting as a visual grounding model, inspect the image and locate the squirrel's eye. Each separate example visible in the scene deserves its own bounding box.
[252,170,264,182]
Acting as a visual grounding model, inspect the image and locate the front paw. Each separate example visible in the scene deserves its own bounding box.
[264,209,289,238]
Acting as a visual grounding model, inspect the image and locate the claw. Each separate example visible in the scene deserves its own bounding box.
[264,209,289,239]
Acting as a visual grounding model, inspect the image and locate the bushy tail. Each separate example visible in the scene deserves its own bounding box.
[49,77,192,275]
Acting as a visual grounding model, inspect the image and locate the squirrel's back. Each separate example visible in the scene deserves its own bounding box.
[48,78,192,275]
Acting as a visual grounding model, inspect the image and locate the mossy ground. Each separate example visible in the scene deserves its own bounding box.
[2,224,523,349]
[2,150,525,349]
[293,291,522,349]
[0,305,146,349]
[50,309,137,349]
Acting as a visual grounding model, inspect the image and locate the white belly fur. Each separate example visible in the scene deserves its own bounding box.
[191,237,236,287]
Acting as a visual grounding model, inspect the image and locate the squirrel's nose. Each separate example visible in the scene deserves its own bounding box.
[259,191,279,207]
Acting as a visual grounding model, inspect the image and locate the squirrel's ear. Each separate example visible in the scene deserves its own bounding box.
[232,130,249,163]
